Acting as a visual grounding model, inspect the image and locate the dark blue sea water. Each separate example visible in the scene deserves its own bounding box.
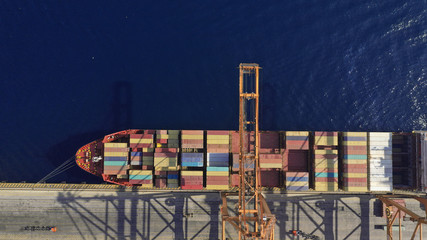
[0,1,426,183]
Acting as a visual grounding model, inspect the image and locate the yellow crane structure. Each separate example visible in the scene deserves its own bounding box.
[221,63,276,239]
[377,195,427,240]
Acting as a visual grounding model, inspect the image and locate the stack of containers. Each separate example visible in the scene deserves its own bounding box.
[181,170,203,189]
[181,130,204,149]
[129,170,152,187]
[392,133,413,187]
[259,154,282,169]
[129,133,154,149]
[285,172,309,191]
[342,132,368,192]
[181,153,204,167]
[129,132,155,170]
[103,142,129,176]
[206,167,229,190]
[283,131,310,173]
[206,153,229,190]
[285,131,309,150]
[154,151,178,171]
[154,170,167,188]
[167,130,180,148]
[369,132,393,191]
[314,132,339,191]
[231,131,254,154]
[259,131,281,153]
[207,131,230,153]
[155,130,168,147]
[167,171,179,188]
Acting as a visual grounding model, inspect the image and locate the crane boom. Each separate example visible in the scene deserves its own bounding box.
[221,63,276,239]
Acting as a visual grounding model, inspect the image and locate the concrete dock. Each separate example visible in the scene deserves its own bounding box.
[0,185,427,239]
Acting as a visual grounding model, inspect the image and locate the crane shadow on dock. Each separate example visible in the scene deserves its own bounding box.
[56,188,221,240]
[54,188,377,240]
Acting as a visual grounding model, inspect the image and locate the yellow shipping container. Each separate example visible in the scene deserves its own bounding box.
[104,152,128,157]
[343,173,367,178]
[342,159,367,164]
[286,131,309,136]
[129,170,152,175]
[342,141,367,146]
[154,158,177,167]
[207,135,229,140]
[155,166,179,171]
[157,134,169,139]
[207,139,230,144]
[314,136,338,146]
[206,185,229,190]
[285,181,308,186]
[314,149,338,154]
[181,135,204,140]
[314,160,338,167]
[129,138,153,144]
[206,171,229,176]
[260,163,282,168]
[141,184,153,188]
[142,148,154,152]
[181,171,203,176]
[315,186,339,191]
[342,132,367,137]
[342,187,368,192]
[104,142,128,148]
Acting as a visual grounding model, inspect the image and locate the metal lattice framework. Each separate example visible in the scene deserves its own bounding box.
[221,63,276,239]
[377,195,427,240]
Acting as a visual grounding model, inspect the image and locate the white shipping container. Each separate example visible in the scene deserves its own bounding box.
[370,186,393,191]
[369,146,392,151]
[370,169,393,175]
[370,172,393,178]
[369,132,392,138]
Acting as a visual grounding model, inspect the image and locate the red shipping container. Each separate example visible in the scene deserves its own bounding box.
[155,179,167,188]
[231,174,239,187]
[129,179,152,185]
[343,168,367,173]
[155,148,178,153]
[130,134,153,139]
[206,148,229,153]
[231,131,254,153]
[285,150,308,172]
[157,139,168,144]
[182,139,203,144]
[343,178,368,183]
[130,155,142,161]
[104,147,129,152]
[141,165,153,170]
[206,176,229,181]
[342,164,367,169]
[207,144,229,149]
[315,177,338,183]
[130,143,153,148]
[314,132,338,136]
[341,146,367,151]
[260,170,280,187]
[206,180,229,185]
[260,132,280,149]
[182,130,204,135]
[286,140,309,150]
[154,152,177,157]
[343,182,367,187]
[207,130,229,135]
[155,171,167,175]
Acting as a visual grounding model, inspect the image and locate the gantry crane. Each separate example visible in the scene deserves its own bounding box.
[221,63,276,239]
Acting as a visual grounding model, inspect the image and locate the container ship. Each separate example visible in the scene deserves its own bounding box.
[75,129,427,192]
